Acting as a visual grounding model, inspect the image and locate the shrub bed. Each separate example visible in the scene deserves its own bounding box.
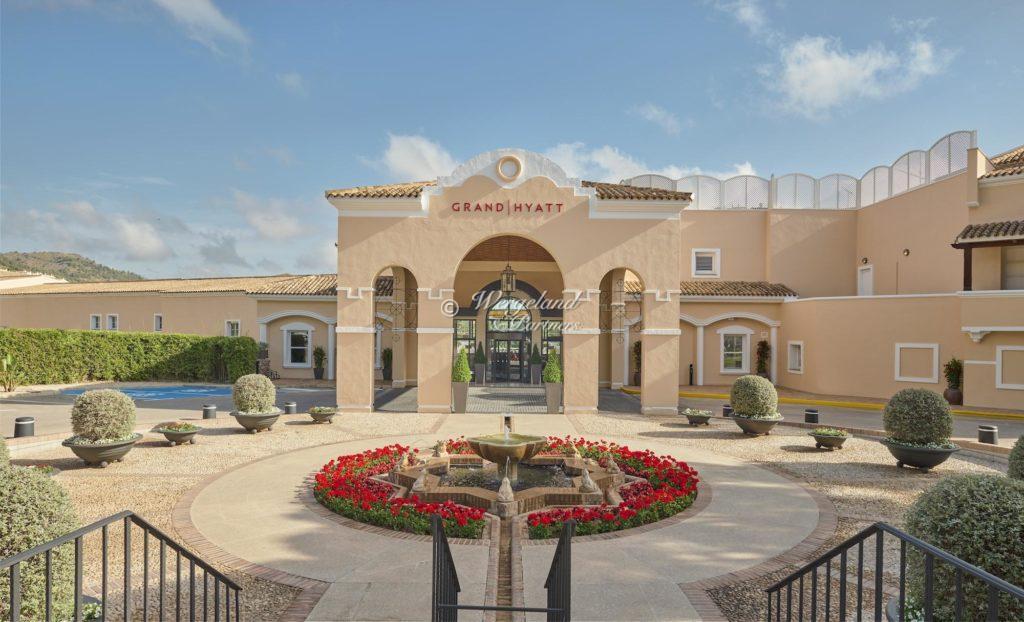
[526,437,699,539]
[0,328,257,385]
[313,445,487,538]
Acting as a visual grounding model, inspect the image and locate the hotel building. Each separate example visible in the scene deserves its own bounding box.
[2,130,1022,413]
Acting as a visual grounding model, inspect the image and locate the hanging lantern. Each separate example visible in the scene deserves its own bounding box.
[501,262,517,297]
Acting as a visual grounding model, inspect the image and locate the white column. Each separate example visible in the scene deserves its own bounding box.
[327,322,336,380]
[696,325,704,386]
[769,326,778,383]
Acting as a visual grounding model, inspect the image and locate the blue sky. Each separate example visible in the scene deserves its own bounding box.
[2,0,1022,278]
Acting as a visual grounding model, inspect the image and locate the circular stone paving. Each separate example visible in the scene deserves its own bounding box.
[182,425,824,621]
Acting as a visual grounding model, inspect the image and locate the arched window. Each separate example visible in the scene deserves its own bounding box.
[487,298,531,332]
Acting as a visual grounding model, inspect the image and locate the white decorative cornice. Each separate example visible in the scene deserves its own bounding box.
[416,287,456,300]
[339,286,376,300]
[962,326,1024,343]
[336,326,375,334]
[562,288,602,304]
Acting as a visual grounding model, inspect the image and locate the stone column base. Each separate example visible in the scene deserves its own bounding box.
[641,405,679,416]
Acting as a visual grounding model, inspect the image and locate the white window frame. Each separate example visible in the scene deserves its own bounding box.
[894,343,939,383]
[996,345,1024,390]
[106,314,119,331]
[153,314,164,332]
[90,314,102,330]
[282,321,314,368]
[717,325,753,374]
[224,320,241,337]
[691,248,721,278]
[787,341,804,374]
[857,265,874,296]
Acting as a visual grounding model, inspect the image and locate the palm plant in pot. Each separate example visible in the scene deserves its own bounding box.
[942,358,963,405]
[62,389,142,467]
[473,342,487,385]
[881,389,958,472]
[729,375,783,435]
[313,346,326,380]
[755,340,771,379]
[382,347,393,382]
[231,373,281,433]
[542,349,563,414]
[452,348,472,413]
[529,344,543,384]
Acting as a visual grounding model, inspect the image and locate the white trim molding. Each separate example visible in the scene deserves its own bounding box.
[894,343,940,383]
[787,340,804,374]
[281,321,314,369]
[416,327,455,334]
[996,346,1024,390]
[717,325,753,375]
[680,311,781,328]
[258,310,336,326]
[336,326,376,334]
[961,326,1024,343]
[641,328,682,336]
[691,248,721,278]
[562,327,601,335]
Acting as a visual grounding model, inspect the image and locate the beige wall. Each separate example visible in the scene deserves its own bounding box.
[766,210,858,297]
[680,211,766,282]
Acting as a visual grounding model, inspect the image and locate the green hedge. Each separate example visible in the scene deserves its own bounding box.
[0,328,258,385]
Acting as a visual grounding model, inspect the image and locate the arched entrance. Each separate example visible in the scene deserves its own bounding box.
[486,297,531,383]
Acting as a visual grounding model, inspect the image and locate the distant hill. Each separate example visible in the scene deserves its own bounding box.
[0,252,143,282]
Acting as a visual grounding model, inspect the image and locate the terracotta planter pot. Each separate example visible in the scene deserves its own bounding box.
[733,415,783,436]
[231,410,281,433]
[157,428,198,446]
[63,433,143,467]
[545,382,562,414]
[943,387,963,406]
[809,433,847,450]
[309,410,335,424]
[452,381,469,413]
[685,413,713,426]
[881,439,959,472]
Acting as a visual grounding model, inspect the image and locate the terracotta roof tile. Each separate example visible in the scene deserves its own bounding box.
[981,144,1024,179]
[325,180,692,201]
[623,279,798,298]
[955,219,1024,244]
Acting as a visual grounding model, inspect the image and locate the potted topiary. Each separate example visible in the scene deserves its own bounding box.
[1007,436,1022,480]
[942,358,963,405]
[231,373,281,433]
[631,341,642,386]
[755,340,771,379]
[155,421,199,446]
[881,388,958,472]
[452,348,472,413]
[529,344,543,384]
[808,427,848,450]
[729,375,783,435]
[543,349,562,414]
[62,390,142,467]
[309,406,336,424]
[313,346,326,380]
[0,465,79,621]
[682,408,713,426]
[896,475,1024,621]
[473,342,487,385]
[382,347,393,382]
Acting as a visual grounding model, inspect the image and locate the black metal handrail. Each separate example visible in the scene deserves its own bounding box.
[431,515,574,622]
[765,522,1024,622]
[2,510,241,622]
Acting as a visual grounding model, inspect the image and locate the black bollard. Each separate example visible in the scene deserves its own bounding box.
[977,425,998,445]
[722,404,733,417]
[202,404,217,419]
[14,416,35,438]
[284,401,298,414]
[804,408,819,424]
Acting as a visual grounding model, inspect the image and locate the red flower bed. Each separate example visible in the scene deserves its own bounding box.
[313,444,486,538]
[526,437,699,538]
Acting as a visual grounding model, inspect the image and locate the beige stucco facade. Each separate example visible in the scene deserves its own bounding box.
[1,135,1022,412]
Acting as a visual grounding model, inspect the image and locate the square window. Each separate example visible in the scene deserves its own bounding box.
[225,320,241,337]
[787,342,803,373]
[718,330,749,373]
[692,249,720,277]
[288,330,310,365]
[106,315,118,331]
[90,315,101,330]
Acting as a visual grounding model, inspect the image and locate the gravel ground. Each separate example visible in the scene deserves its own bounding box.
[7,412,438,621]
[568,413,1010,622]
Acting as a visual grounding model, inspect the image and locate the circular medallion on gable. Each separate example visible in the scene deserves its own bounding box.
[496,155,523,182]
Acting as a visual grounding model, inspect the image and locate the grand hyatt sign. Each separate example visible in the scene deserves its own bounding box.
[451,201,563,214]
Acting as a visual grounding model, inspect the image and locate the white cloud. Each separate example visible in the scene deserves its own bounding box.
[544,142,756,182]
[55,200,101,225]
[232,189,305,240]
[295,239,337,273]
[113,219,173,261]
[365,134,459,180]
[276,72,306,96]
[197,234,248,267]
[629,103,687,136]
[767,35,952,120]
[149,0,248,54]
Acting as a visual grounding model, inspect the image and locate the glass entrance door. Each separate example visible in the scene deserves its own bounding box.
[489,337,527,383]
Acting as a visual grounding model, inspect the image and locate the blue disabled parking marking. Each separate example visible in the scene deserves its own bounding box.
[62,385,232,401]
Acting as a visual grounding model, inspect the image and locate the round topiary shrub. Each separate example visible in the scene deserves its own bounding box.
[904,474,1024,619]
[0,465,79,621]
[883,388,952,446]
[232,373,277,413]
[1009,436,1024,480]
[729,374,778,418]
[70,389,137,442]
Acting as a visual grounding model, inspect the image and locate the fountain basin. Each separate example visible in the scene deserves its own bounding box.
[467,433,547,482]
